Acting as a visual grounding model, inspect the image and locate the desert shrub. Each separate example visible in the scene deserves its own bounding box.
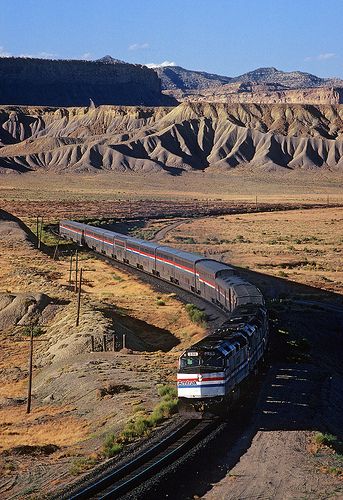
[185,303,206,325]
[149,387,178,427]
[103,434,123,458]
[157,384,177,399]
[22,326,45,337]
[70,456,98,475]
[174,236,196,244]
[315,433,343,454]
[96,384,131,399]
[156,299,166,306]
[103,385,178,455]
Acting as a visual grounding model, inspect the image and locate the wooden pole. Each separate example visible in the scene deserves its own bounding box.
[76,268,83,327]
[91,335,94,352]
[123,333,126,350]
[36,216,40,249]
[69,254,73,285]
[39,217,43,249]
[27,326,34,414]
[74,250,79,293]
[53,236,60,260]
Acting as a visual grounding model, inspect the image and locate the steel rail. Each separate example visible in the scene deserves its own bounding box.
[69,419,218,499]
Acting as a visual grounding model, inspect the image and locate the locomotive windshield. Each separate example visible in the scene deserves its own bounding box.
[180,351,223,368]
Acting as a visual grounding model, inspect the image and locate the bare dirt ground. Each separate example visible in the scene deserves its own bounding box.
[0,216,207,499]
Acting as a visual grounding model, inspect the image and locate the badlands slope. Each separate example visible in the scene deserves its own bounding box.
[0,103,343,174]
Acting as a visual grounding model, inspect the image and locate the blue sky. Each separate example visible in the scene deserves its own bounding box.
[1,0,342,78]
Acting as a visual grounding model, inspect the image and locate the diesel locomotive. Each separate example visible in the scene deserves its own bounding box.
[59,220,268,417]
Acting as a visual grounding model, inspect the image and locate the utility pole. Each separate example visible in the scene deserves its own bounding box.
[36,216,40,249]
[76,268,83,327]
[68,254,73,285]
[27,326,34,414]
[17,324,48,414]
[39,217,44,248]
[53,236,60,260]
[74,250,79,293]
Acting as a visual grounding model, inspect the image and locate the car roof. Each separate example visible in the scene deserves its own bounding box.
[157,245,204,264]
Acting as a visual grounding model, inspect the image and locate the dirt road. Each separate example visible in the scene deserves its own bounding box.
[150,219,189,242]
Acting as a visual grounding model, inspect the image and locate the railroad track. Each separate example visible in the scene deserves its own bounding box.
[68,418,220,499]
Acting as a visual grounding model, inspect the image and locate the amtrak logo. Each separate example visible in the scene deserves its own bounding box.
[198,374,203,382]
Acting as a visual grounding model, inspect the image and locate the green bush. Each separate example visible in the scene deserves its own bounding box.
[315,433,343,454]
[70,456,98,475]
[185,303,207,325]
[157,384,177,399]
[22,326,45,337]
[103,434,123,457]
[156,299,166,306]
[103,385,178,455]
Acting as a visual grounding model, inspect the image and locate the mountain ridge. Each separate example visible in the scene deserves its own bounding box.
[153,64,343,92]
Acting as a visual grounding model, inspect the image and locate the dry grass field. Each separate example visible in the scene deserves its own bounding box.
[0,171,342,204]
[158,207,343,295]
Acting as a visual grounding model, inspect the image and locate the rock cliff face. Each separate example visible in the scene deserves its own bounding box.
[1,103,343,174]
[0,57,176,107]
[168,85,343,105]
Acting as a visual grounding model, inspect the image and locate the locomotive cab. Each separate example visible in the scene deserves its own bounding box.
[179,348,225,373]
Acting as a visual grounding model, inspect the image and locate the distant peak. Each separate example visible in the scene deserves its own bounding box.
[249,67,279,74]
[97,55,125,64]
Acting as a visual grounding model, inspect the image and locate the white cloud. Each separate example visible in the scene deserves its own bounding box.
[318,52,335,60]
[128,42,149,51]
[146,60,176,68]
[305,52,336,62]
[81,52,92,60]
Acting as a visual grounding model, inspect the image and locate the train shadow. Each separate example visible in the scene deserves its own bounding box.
[97,303,180,352]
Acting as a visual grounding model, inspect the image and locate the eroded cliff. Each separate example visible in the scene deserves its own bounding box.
[1,103,343,174]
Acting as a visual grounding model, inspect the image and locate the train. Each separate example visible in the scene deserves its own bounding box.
[59,220,268,417]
